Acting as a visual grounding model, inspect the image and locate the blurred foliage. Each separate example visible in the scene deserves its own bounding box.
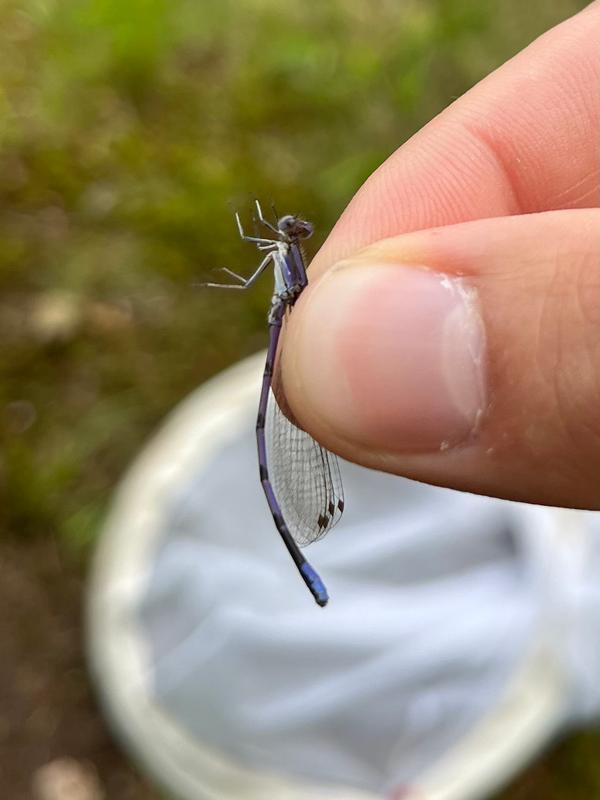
[0,0,597,795]
[0,0,587,547]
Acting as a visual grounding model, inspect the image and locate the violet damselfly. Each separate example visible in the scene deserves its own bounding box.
[201,201,344,606]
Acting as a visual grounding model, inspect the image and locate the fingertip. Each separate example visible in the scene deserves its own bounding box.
[284,260,486,455]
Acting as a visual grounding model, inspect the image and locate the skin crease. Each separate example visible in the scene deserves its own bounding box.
[281,4,600,510]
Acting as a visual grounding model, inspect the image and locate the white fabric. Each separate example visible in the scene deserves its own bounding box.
[88,354,600,800]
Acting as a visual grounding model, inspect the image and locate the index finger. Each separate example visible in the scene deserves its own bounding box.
[310,1,600,278]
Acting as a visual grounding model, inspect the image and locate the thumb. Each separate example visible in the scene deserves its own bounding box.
[282,209,600,509]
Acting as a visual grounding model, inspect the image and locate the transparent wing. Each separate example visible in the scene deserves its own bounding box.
[266,388,344,547]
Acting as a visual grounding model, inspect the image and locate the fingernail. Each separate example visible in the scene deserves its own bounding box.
[291,263,486,452]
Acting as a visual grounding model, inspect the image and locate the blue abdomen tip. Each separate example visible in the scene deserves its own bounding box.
[300,563,329,607]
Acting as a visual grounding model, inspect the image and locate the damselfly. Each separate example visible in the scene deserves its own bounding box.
[202,201,344,606]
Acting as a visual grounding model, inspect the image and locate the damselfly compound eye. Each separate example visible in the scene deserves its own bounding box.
[277,215,314,240]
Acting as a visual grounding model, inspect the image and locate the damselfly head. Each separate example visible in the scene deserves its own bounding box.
[277,215,314,240]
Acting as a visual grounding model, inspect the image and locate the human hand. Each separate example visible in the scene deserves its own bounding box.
[283,3,600,509]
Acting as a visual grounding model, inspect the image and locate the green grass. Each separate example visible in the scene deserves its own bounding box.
[0,1,597,797]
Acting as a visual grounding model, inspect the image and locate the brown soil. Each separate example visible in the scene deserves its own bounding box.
[0,539,159,800]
